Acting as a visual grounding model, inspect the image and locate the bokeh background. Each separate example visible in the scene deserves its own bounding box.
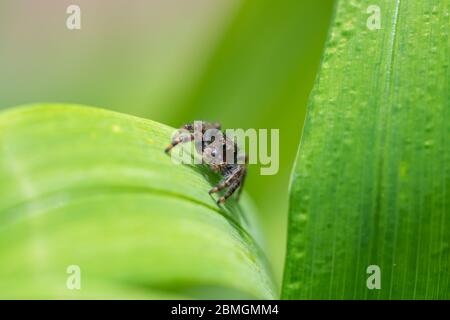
[0,0,333,283]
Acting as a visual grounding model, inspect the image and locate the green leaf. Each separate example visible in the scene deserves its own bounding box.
[283,0,449,299]
[0,104,276,299]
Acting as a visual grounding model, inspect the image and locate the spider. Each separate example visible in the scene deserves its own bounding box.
[165,121,247,204]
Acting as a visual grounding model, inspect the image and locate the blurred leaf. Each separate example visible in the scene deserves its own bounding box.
[283,0,449,299]
[0,104,276,299]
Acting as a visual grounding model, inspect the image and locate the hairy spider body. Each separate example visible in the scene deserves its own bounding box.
[165,121,247,204]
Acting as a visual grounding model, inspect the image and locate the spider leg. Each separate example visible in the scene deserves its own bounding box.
[235,154,248,201]
[209,174,234,194]
[217,180,241,204]
[235,170,246,201]
[164,133,194,153]
[164,123,197,154]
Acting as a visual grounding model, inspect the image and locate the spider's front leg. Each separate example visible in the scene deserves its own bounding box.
[164,123,195,154]
[165,121,222,154]
[214,167,246,204]
[235,154,247,201]
[217,178,242,204]
[208,172,234,195]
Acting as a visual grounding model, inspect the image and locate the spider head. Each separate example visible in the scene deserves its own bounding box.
[203,145,223,165]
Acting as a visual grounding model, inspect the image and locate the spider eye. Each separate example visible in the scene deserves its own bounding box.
[211,150,217,157]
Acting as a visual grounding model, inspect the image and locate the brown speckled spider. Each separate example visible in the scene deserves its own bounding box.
[165,121,247,204]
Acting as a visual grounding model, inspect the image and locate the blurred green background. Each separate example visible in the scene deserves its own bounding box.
[0,0,333,282]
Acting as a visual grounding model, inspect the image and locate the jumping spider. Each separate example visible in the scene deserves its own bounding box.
[165,121,247,204]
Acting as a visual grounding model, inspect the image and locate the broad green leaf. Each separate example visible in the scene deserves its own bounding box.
[0,104,276,299]
[283,0,449,299]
